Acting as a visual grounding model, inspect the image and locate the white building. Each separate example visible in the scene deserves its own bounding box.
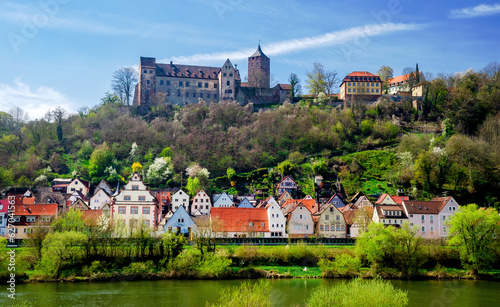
[403,197,459,238]
[112,172,158,230]
[171,189,189,213]
[191,190,211,215]
[264,197,287,238]
[89,188,112,210]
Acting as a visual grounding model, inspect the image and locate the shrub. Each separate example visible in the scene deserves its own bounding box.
[168,248,200,273]
[319,254,362,277]
[197,252,232,278]
[306,277,408,307]
[82,260,107,276]
[39,231,88,278]
[208,279,271,307]
[122,261,155,275]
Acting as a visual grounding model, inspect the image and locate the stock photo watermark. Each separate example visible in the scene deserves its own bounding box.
[6,195,17,300]
[8,0,70,54]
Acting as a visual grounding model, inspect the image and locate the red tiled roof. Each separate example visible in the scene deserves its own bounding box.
[210,207,269,232]
[82,210,103,223]
[282,199,318,214]
[52,184,68,188]
[387,72,422,87]
[14,204,58,216]
[279,84,291,90]
[392,196,409,204]
[347,71,378,77]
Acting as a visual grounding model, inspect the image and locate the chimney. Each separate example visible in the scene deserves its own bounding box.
[170,61,173,65]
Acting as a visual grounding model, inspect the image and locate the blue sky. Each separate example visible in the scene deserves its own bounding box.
[0,0,499,119]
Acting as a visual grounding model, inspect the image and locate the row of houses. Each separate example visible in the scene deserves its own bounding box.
[1,173,460,240]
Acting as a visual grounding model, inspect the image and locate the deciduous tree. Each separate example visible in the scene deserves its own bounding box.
[111,66,138,106]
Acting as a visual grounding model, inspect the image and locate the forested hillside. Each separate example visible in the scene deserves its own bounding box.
[0,65,499,207]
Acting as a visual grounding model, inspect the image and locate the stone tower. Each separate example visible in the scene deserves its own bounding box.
[248,44,270,88]
[138,57,156,106]
[219,59,237,101]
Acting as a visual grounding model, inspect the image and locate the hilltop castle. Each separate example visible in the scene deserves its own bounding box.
[133,45,290,106]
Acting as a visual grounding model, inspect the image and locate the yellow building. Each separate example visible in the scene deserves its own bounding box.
[339,71,382,102]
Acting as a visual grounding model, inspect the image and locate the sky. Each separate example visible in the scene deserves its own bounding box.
[0,0,499,119]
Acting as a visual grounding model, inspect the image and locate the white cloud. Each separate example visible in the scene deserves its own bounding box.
[0,79,76,120]
[449,3,500,19]
[167,23,426,64]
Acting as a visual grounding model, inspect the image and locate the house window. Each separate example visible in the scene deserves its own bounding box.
[200,93,203,98]
[132,185,139,190]
[336,215,340,220]
[214,83,217,88]
[421,226,425,232]
[305,225,309,230]
[149,70,153,74]
[143,70,147,73]
[131,207,138,214]
[341,225,345,231]
[410,214,413,218]
[167,90,170,96]
[186,92,189,97]
[430,226,434,233]
[138,196,146,201]
[178,218,184,223]
[118,206,126,214]
[443,215,446,221]
[336,225,340,231]
[325,225,329,231]
[193,92,196,97]
[185,82,189,87]
[249,222,254,227]
[143,220,149,227]
[124,195,131,201]
[325,215,329,220]
[130,219,138,228]
[388,219,391,224]
[261,223,265,227]
[353,89,356,93]
[205,83,208,88]
[147,80,150,85]
[214,94,217,99]
[198,82,202,87]
[376,89,379,93]
[27,217,36,223]
[348,89,351,93]
[227,81,230,86]
[160,80,164,85]
[207,94,210,98]
[179,81,183,86]
[118,219,125,226]
[421,215,425,222]
[167,81,170,86]
[206,205,209,209]
[443,227,447,232]
[320,225,324,231]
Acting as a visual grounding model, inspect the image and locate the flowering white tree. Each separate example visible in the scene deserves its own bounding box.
[147,157,172,186]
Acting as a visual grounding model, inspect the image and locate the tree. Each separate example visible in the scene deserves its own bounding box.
[146,157,172,186]
[40,231,88,278]
[305,62,327,95]
[324,70,339,95]
[51,106,67,143]
[52,208,86,232]
[111,66,138,106]
[448,204,500,274]
[132,162,143,172]
[288,73,301,102]
[186,176,201,197]
[9,106,29,129]
[377,65,394,93]
[88,142,114,181]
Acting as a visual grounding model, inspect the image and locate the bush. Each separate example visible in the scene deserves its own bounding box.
[82,260,107,277]
[208,279,271,307]
[319,254,362,277]
[122,261,155,275]
[39,231,88,278]
[306,277,408,307]
[197,252,232,278]
[168,248,200,273]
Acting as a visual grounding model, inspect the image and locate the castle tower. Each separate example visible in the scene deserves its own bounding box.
[138,57,156,106]
[248,44,270,88]
[219,59,237,101]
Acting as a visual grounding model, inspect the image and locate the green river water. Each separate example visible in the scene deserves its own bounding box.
[3,278,499,306]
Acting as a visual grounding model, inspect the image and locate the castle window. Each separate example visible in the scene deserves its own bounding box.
[207,94,210,98]
[186,92,189,97]
[348,89,351,93]
[193,92,196,97]
[229,73,233,77]
[353,89,356,93]
[227,81,230,86]
[143,70,147,73]
[198,82,202,88]
[149,70,153,74]
[228,89,232,93]
[160,80,163,85]
[147,80,150,85]
[223,73,226,76]
[200,93,203,98]
[205,83,208,88]
[185,82,189,87]
[214,94,217,99]
[179,81,183,86]
[376,89,379,93]
[167,81,170,86]
[177,91,180,97]
[371,89,374,93]
[167,90,170,96]
[214,83,217,88]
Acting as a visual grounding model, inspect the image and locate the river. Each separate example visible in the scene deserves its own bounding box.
[4,278,499,306]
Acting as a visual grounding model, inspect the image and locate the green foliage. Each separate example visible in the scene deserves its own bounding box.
[197,252,232,278]
[448,204,500,274]
[319,253,361,276]
[277,159,296,176]
[88,142,114,181]
[208,279,271,307]
[306,277,408,307]
[160,146,172,158]
[226,167,236,181]
[186,177,201,197]
[122,261,155,275]
[161,232,185,262]
[40,231,88,278]
[52,208,86,232]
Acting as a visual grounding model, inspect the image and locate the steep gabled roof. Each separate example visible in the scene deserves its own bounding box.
[374,204,407,219]
[210,207,269,232]
[282,199,318,214]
